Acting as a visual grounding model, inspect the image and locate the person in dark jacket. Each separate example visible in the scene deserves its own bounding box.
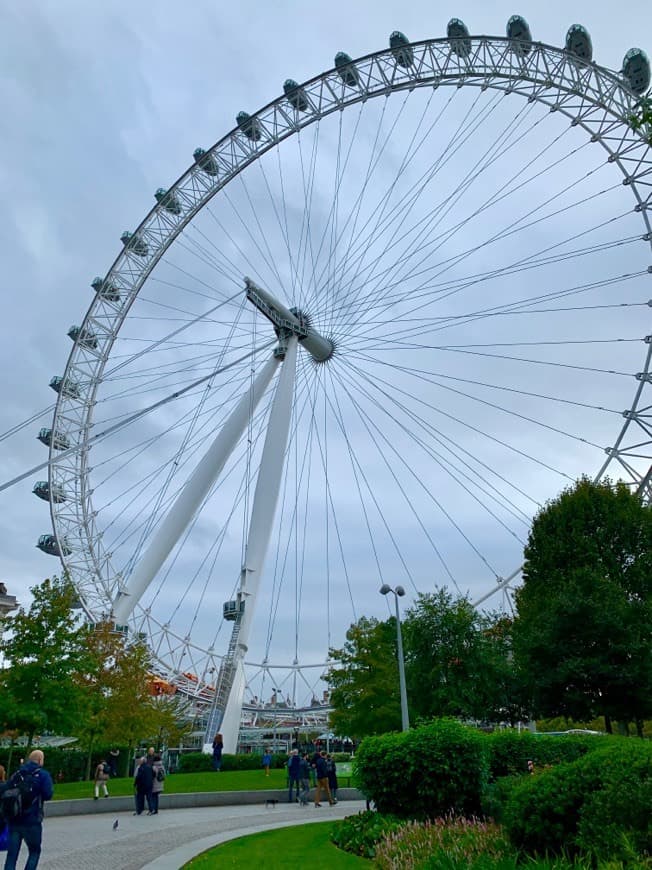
[287,749,301,802]
[211,734,223,772]
[133,757,154,815]
[313,751,335,807]
[298,754,311,805]
[326,754,338,802]
[3,749,54,870]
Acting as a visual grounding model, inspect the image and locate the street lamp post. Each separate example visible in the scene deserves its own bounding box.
[380,584,410,731]
[272,689,279,751]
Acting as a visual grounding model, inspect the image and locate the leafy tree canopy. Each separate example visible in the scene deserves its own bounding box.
[0,575,87,742]
[403,589,523,724]
[327,616,402,739]
[513,477,652,730]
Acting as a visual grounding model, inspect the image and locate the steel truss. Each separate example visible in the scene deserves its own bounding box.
[47,34,652,700]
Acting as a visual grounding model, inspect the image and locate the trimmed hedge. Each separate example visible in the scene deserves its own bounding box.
[485,730,607,780]
[355,718,488,819]
[177,752,289,772]
[0,744,130,782]
[502,740,652,862]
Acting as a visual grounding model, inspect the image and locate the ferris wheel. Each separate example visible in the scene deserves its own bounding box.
[33,18,652,750]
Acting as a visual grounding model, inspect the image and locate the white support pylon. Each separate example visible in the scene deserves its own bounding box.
[112,353,279,624]
[220,335,299,752]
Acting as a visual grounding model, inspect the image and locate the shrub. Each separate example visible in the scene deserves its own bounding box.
[375,816,515,869]
[502,760,594,857]
[355,719,488,819]
[486,730,606,780]
[503,740,652,861]
[163,749,292,774]
[177,752,214,773]
[0,744,130,782]
[332,752,353,763]
[577,742,652,862]
[481,775,522,823]
[178,751,287,772]
[331,810,403,858]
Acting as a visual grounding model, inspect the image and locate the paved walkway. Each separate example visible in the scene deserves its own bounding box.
[38,800,366,870]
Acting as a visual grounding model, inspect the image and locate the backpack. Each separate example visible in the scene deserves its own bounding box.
[0,770,40,822]
[156,766,165,783]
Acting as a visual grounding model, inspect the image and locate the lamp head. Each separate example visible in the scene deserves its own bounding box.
[395,585,406,597]
[379,584,392,595]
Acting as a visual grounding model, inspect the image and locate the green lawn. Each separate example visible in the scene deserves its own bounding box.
[51,769,290,800]
[183,821,368,868]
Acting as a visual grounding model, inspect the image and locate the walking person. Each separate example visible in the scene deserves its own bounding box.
[108,749,120,778]
[150,754,166,815]
[313,751,335,807]
[309,750,319,787]
[261,748,272,777]
[326,754,338,802]
[299,753,311,806]
[3,749,54,870]
[211,734,223,772]
[133,755,154,816]
[287,749,301,802]
[93,759,110,800]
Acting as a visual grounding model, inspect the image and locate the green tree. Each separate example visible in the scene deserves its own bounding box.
[513,477,652,733]
[0,575,87,745]
[149,693,194,753]
[327,616,402,738]
[403,589,521,723]
[101,637,160,775]
[71,622,127,778]
[72,624,194,776]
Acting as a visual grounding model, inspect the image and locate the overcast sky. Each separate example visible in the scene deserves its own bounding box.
[1,0,651,704]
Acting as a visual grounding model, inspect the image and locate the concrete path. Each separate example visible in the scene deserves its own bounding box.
[38,800,366,870]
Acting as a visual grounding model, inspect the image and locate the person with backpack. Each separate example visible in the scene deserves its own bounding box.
[2,749,54,870]
[326,754,338,802]
[93,759,110,800]
[149,754,166,815]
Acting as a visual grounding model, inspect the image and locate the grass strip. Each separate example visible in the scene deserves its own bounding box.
[183,820,369,868]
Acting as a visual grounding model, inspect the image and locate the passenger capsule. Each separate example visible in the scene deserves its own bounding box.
[49,376,80,399]
[283,79,309,112]
[623,48,651,95]
[193,147,218,176]
[390,31,414,67]
[223,599,245,621]
[447,18,472,58]
[36,534,71,557]
[67,325,98,350]
[236,111,262,141]
[506,15,532,54]
[91,276,121,302]
[565,24,593,62]
[33,481,67,503]
[335,52,360,87]
[155,188,182,215]
[120,231,149,257]
[37,428,70,450]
